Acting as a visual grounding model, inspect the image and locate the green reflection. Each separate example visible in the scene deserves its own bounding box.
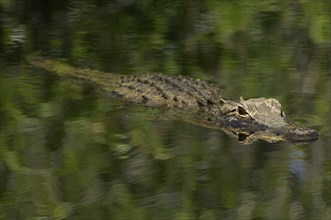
[1,0,330,219]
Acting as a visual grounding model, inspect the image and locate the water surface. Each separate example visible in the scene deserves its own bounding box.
[1,1,330,219]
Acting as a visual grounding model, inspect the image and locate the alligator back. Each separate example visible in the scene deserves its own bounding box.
[27,56,222,111]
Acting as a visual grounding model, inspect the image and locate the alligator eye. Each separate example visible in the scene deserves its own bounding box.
[237,106,249,116]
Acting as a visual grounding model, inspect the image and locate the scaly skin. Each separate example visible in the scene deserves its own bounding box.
[26,55,319,144]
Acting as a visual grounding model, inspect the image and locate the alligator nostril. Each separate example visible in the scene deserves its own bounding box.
[207,99,214,105]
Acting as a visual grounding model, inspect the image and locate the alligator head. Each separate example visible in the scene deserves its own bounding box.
[197,97,319,144]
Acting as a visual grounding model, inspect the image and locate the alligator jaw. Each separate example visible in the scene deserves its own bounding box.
[229,126,319,145]
[214,115,319,144]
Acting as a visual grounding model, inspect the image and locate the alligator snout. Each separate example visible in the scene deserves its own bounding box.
[286,127,319,143]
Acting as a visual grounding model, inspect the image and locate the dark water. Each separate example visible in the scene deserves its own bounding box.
[1,1,330,219]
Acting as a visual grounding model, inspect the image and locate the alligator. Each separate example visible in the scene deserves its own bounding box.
[26,55,319,144]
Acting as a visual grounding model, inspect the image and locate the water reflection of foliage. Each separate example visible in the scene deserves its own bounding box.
[1,0,330,219]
